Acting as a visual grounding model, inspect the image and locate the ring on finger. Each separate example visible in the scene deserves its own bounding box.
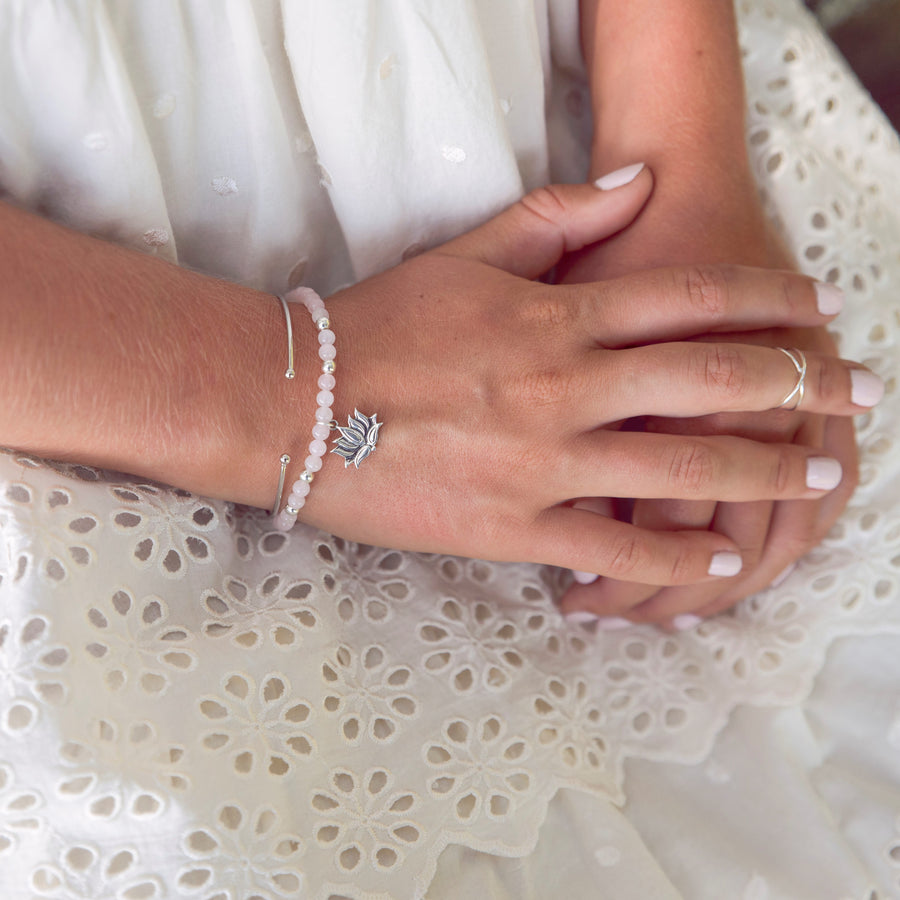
[776,347,807,411]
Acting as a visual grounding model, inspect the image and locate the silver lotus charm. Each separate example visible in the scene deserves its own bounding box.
[332,409,382,468]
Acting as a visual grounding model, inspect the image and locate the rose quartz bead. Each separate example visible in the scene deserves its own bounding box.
[309,439,328,457]
[311,422,331,441]
[290,479,311,497]
[316,390,334,407]
[315,406,332,423]
[318,344,336,361]
[305,454,323,472]
[286,492,307,509]
[294,287,318,310]
[274,510,296,531]
[318,373,336,391]
[318,329,335,345]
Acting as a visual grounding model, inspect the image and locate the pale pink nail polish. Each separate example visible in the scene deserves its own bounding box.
[850,369,885,407]
[595,616,634,631]
[672,614,703,632]
[594,163,645,191]
[806,457,842,491]
[709,551,742,577]
[572,570,600,585]
[814,282,844,315]
[564,610,601,624]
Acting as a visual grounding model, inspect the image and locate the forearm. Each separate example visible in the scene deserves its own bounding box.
[582,0,747,174]
[579,0,768,267]
[1,201,309,508]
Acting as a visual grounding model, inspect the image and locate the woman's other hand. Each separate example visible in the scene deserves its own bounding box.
[296,171,879,586]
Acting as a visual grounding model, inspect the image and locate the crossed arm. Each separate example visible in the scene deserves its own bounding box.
[559,0,871,624]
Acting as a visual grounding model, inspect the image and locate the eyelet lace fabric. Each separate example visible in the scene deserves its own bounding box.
[1,1,899,897]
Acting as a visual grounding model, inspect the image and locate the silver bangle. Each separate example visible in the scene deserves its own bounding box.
[272,289,337,531]
[270,288,384,530]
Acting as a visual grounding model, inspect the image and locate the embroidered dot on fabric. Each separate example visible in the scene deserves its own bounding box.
[82,132,109,151]
[317,162,333,187]
[440,145,466,164]
[378,53,397,80]
[152,92,176,118]
[211,176,239,196]
[593,845,621,867]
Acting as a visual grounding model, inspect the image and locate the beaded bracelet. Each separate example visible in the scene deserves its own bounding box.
[272,288,336,531]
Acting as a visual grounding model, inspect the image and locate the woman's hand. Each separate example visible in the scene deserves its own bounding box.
[293,173,878,586]
[560,324,867,626]
[553,0,872,626]
[555,183,873,626]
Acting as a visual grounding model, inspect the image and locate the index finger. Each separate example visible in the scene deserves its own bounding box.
[570,264,843,348]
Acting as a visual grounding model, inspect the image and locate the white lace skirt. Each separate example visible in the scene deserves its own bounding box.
[1,1,899,898]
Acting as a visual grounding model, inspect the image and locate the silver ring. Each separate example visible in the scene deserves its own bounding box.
[776,347,807,410]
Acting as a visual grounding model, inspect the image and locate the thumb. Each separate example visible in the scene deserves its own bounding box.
[443,163,652,279]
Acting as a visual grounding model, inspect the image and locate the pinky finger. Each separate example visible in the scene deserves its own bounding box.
[537,505,744,588]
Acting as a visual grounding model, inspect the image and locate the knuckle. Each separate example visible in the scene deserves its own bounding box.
[684,264,730,320]
[771,448,793,495]
[699,344,747,402]
[779,273,802,318]
[667,544,696,584]
[814,358,838,404]
[519,186,569,243]
[521,291,576,330]
[668,440,717,496]
[606,535,644,579]
[517,365,577,408]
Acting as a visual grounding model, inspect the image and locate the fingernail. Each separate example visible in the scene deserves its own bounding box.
[594,162,645,191]
[709,551,742,577]
[814,282,844,315]
[596,616,634,631]
[672,613,703,632]
[850,369,885,407]
[564,610,601,624]
[769,562,796,588]
[806,456,842,491]
[572,570,600,585]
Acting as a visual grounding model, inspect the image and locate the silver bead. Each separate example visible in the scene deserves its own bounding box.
[285,368,296,379]
[300,470,314,483]
[280,454,291,465]
[286,505,299,515]
[316,316,330,330]
[322,359,336,374]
